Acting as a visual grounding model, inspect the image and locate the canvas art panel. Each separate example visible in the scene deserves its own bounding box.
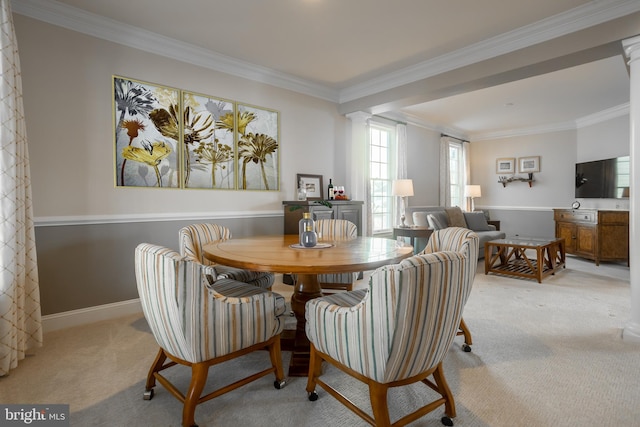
[236,104,280,191]
[113,76,180,188]
[183,92,236,189]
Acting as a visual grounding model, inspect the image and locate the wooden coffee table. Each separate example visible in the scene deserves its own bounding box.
[485,236,566,283]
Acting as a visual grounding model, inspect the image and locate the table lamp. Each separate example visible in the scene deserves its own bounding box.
[464,184,482,211]
[392,179,414,227]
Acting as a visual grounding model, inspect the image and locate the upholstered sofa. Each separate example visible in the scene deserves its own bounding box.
[405,206,506,259]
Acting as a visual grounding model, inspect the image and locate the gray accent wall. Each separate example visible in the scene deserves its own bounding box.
[35,216,282,315]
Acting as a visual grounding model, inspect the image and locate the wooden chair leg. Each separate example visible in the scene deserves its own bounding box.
[146,348,167,391]
[432,362,456,418]
[459,317,472,346]
[306,343,323,393]
[182,362,209,427]
[268,335,285,383]
[369,381,391,427]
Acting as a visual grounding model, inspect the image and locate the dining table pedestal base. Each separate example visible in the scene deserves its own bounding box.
[287,273,323,377]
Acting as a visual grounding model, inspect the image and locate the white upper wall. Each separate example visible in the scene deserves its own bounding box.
[469,131,577,210]
[576,113,630,209]
[14,14,632,221]
[576,114,630,162]
[469,112,631,212]
[406,125,441,207]
[16,15,347,219]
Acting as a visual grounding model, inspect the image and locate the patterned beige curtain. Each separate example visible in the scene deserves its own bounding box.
[0,0,42,376]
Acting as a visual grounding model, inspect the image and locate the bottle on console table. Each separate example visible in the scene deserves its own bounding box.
[328,178,334,200]
[299,212,317,247]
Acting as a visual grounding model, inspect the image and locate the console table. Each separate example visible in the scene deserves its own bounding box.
[553,209,629,266]
[282,200,364,235]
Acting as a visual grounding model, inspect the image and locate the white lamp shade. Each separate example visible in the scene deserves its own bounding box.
[392,179,414,197]
[464,185,482,198]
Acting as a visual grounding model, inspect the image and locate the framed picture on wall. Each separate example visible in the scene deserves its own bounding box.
[496,158,515,174]
[518,156,540,173]
[296,174,324,200]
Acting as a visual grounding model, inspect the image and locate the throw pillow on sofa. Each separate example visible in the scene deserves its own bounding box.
[427,213,448,230]
[463,211,491,231]
[445,206,467,228]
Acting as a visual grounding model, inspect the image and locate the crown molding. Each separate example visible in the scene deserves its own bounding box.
[575,102,630,128]
[471,121,577,142]
[390,112,469,141]
[339,0,640,103]
[13,0,640,106]
[11,0,340,102]
[623,35,640,60]
[470,102,630,141]
[12,0,636,139]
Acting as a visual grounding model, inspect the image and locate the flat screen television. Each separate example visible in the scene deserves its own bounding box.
[575,156,629,199]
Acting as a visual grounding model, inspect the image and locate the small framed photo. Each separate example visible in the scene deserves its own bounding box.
[296,174,324,200]
[518,156,540,173]
[496,158,515,174]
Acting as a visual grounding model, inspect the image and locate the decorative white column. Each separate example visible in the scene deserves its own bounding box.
[623,35,640,342]
[346,112,371,235]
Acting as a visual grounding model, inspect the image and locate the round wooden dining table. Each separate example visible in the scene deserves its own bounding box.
[203,234,413,376]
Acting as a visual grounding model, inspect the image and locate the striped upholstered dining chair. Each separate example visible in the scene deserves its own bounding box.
[314,219,359,291]
[420,227,479,352]
[305,227,478,426]
[179,223,274,290]
[135,243,286,427]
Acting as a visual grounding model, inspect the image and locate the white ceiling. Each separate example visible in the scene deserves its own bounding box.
[401,55,630,138]
[17,0,637,139]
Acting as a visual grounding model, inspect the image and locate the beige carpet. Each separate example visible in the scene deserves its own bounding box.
[1,256,638,427]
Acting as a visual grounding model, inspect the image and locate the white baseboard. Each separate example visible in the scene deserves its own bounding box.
[42,299,142,333]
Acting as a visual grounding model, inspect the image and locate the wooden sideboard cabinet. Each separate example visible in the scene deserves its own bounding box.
[553,208,629,266]
[283,200,364,235]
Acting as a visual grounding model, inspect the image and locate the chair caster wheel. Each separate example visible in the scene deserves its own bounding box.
[441,416,454,426]
[462,344,472,352]
[143,389,154,400]
[308,391,318,401]
[274,379,286,389]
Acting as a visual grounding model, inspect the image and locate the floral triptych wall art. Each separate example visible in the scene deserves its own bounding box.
[113,76,280,191]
